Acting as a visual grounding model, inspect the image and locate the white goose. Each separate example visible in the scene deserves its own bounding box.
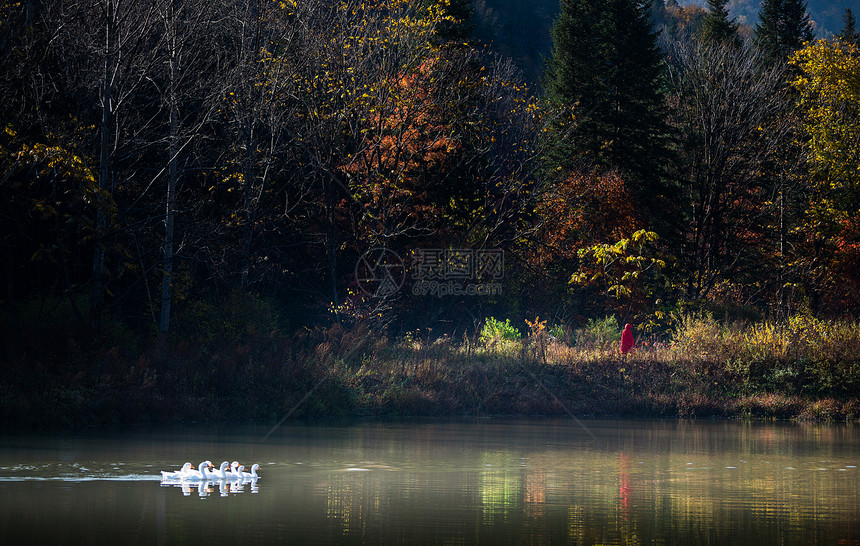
[209,461,232,480]
[161,462,193,480]
[238,463,261,479]
[200,460,221,480]
[185,461,214,481]
[229,461,244,480]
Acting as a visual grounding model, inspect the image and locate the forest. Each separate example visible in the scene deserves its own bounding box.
[2,0,859,426]
[471,0,860,83]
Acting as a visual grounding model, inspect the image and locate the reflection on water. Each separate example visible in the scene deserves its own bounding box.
[0,419,858,544]
[161,479,260,497]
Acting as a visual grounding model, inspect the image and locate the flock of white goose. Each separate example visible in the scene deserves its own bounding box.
[161,461,261,482]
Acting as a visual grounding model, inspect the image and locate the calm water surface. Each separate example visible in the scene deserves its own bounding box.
[1,418,858,545]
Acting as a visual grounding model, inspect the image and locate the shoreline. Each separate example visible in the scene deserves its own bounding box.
[3,347,857,430]
[4,315,860,430]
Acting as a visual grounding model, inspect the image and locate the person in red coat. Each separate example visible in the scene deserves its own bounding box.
[620,323,634,358]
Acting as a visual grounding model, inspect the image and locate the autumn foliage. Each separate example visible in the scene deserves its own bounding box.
[341,58,456,242]
[2,0,860,354]
[791,39,860,311]
[530,169,640,267]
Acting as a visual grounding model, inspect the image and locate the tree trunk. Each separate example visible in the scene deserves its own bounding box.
[159,0,179,344]
[92,0,116,327]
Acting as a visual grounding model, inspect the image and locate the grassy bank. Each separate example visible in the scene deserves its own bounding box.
[2,312,860,428]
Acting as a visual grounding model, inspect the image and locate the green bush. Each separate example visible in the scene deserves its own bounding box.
[479,317,521,344]
[575,315,621,348]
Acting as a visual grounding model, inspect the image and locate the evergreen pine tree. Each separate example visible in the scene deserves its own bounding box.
[755,0,782,60]
[838,8,858,47]
[543,0,671,199]
[780,0,814,50]
[701,0,740,47]
[755,0,814,64]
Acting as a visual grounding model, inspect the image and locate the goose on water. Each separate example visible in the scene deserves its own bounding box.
[238,464,261,479]
[209,461,242,480]
[185,461,214,481]
[160,460,258,481]
[160,462,193,480]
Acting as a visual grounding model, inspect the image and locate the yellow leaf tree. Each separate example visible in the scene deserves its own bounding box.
[790,39,860,310]
[570,229,665,314]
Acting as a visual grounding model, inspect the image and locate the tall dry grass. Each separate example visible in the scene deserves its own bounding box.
[667,314,860,396]
[3,302,859,428]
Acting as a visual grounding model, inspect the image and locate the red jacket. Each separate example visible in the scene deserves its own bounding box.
[620,324,634,354]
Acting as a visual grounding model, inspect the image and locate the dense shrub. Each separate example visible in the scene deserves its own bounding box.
[479,317,522,344]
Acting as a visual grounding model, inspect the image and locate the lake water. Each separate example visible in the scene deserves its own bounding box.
[0,418,858,545]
